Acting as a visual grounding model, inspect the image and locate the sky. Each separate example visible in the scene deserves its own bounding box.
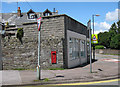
[0,0,119,34]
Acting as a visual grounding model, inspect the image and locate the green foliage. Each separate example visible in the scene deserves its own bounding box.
[109,22,117,33]
[6,22,9,27]
[110,34,120,49]
[16,28,24,44]
[49,68,65,70]
[98,32,110,48]
[95,45,105,49]
[13,68,25,70]
[44,78,49,82]
[117,20,120,34]
[98,20,120,49]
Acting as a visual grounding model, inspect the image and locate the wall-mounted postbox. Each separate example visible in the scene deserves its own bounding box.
[51,51,57,64]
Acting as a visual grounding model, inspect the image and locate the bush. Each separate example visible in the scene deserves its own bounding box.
[110,34,120,49]
[95,45,105,49]
[16,28,24,44]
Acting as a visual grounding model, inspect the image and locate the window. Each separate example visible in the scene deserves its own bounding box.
[69,37,86,60]
[69,38,79,60]
[80,40,85,57]
[69,38,74,60]
[29,13,35,19]
[44,13,50,16]
[74,39,79,58]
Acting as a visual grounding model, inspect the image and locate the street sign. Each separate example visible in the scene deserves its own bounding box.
[37,17,42,31]
[92,34,98,44]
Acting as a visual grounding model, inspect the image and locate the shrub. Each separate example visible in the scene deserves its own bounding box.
[16,28,24,44]
[110,34,120,49]
[95,45,105,49]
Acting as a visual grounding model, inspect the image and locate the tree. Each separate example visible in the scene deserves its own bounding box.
[110,34,120,49]
[109,22,117,34]
[98,21,120,49]
[98,32,110,48]
[117,20,120,34]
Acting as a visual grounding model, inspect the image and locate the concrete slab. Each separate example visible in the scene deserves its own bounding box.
[2,70,22,85]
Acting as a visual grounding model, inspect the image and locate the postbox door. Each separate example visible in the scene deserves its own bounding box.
[51,51,56,64]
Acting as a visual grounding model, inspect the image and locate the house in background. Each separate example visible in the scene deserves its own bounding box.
[0,7,90,69]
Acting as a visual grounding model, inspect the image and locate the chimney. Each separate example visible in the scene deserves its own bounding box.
[53,8,55,13]
[56,10,58,14]
[17,7,21,17]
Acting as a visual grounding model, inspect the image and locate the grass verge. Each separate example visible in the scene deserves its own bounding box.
[49,68,65,70]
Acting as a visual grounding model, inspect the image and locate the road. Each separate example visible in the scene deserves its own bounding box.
[55,79,120,86]
[15,79,120,87]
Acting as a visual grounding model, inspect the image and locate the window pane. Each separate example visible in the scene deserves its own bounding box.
[69,38,80,60]
[69,38,73,60]
[81,40,85,57]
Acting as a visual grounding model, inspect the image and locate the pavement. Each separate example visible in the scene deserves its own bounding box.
[0,53,120,86]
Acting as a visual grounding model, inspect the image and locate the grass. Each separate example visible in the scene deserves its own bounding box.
[49,68,65,70]
[18,85,54,87]
[34,78,49,82]
[13,68,65,71]
[44,78,49,82]
[104,53,120,56]
[13,68,26,70]
[95,45,105,49]
[13,68,36,71]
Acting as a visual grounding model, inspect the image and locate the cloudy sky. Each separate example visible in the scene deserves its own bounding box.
[0,1,119,34]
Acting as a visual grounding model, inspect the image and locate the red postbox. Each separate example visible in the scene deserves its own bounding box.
[51,51,57,64]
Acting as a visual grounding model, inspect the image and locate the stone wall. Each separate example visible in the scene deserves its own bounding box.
[2,15,65,70]
[40,16,65,68]
[2,24,38,70]
[1,14,88,70]
[95,49,120,55]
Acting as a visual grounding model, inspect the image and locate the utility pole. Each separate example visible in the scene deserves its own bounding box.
[87,20,92,73]
[92,15,95,60]
[92,14,100,60]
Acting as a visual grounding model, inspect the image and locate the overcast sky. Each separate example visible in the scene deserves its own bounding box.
[0,1,119,34]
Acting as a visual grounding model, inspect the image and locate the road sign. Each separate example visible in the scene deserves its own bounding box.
[92,34,98,44]
[37,17,42,31]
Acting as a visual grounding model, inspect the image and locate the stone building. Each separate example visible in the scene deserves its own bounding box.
[0,7,89,69]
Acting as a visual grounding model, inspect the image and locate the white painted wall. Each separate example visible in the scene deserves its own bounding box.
[67,30,87,68]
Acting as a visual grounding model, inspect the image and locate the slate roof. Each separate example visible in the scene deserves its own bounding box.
[0,12,41,26]
[0,9,58,26]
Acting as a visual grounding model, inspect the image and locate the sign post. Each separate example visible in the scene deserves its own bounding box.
[37,17,42,80]
[91,34,98,62]
[87,20,92,73]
